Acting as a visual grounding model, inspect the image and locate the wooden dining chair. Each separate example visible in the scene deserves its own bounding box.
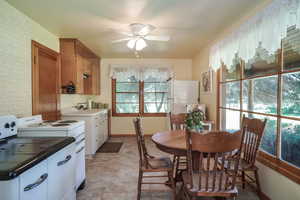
[133,118,176,200]
[169,113,187,182]
[181,130,243,200]
[233,116,267,196]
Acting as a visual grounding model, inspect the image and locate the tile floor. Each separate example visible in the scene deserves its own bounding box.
[77,137,260,200]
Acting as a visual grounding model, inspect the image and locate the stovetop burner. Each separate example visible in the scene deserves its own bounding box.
[58,120,78,123]
[51,123,70,127]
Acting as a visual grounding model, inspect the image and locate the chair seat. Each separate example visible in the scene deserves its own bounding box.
[182,171,238,197]
[142,156,173,172]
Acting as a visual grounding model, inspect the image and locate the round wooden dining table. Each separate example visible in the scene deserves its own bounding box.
[152,129,212,171]
[151,130,188,156]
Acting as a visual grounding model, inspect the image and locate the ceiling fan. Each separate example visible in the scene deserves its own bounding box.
[112,23,170,51]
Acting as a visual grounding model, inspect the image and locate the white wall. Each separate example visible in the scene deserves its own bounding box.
[97,58,193,135]
[0,0,59,117]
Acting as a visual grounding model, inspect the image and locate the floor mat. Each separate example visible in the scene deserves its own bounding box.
[97,142,123,153]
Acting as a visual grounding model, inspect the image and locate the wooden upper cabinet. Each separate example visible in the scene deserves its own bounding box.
[60,38,101,95]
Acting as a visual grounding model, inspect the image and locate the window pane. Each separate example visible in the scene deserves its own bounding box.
[116,103,139,113]
[144,93,167,103]
[281,119,300,168]
[282,25,300,71]
[243,76,277,114]
[116,93,139,103]
[282,72,300,118]
[221,82,240,109]
[220,109,240,132]
[144,82,168,92]
[116,82,139,92]
[222,55,241,81]
[242,80,250,110]
[244,113,277,155]
[144,103,168,113]
[244,43,280,78]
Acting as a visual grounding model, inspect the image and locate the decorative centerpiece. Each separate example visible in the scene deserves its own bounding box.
[185,108,205,132]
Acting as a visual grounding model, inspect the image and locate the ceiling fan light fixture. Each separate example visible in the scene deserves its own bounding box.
[135,38,147,51]
[127,39,136,49]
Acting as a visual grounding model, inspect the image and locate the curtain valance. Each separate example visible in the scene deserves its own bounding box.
[210,0,300,71]
[110,65,174,82]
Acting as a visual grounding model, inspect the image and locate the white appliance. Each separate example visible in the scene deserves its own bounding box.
[62,109,109,156]
[17,115,86,190]
[0,115,76,200]
[169,80,199,113]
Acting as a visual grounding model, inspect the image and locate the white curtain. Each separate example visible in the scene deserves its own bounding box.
[210,0,300,71]
[110,65,174,82]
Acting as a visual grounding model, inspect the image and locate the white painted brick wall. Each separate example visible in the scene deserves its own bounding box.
[0,0,59,117]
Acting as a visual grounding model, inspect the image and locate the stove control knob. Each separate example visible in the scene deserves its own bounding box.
[11,122,16,127]
[4,123,10,129]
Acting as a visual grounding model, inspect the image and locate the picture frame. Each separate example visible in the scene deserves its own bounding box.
[201,69,213,93]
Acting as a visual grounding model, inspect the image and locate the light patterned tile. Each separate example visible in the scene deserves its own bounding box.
[77,137,260,200]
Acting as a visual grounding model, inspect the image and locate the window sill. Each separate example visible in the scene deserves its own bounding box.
[257,151,300,184]
[112,113,167,117]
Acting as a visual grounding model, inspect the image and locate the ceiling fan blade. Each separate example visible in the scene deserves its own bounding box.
[144,35,170,41]
[139,24,156,36]
[119,32,133,37]
[111,38,132,43]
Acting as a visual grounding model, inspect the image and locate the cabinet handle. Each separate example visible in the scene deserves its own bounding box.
[57,155,72,166]
[76,146,85,154]
[24,173,48,192]
[75,138,85,145]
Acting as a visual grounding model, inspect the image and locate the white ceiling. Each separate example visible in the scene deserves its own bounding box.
[6,0,267,58]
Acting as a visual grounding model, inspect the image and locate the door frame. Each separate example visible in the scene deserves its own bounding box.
[31,40,61,119]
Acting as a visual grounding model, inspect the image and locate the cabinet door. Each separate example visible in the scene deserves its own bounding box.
[20,161,48,200]
[83,58,93,95]
[48,143,76,200]
[91,58,100,95]
[75,53,84,94]
[103,118,108,142]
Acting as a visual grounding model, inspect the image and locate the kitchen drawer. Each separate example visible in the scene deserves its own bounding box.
[48,143,76,200]
[20,161,48,200]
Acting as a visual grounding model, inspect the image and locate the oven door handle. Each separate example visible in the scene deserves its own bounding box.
[76,146,85,154]
[75,138,85,145]
[24,173,48,192]
[57,155,72,166]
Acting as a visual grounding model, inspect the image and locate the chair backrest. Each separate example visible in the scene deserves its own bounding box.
[185,130,243,192]
[133,118,150,168]
[241,116,267,166]
[169,112,186,130]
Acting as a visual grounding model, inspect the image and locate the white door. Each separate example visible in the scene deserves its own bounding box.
[20,161,48,200]
[171,80,199,113]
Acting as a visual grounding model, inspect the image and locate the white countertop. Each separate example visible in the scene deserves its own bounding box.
[62,109,108,117]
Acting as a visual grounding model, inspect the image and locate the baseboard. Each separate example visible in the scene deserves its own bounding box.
[111,134,135,137]
[111,134,153,137]
[260,192,271,200]
[246,180,271,200]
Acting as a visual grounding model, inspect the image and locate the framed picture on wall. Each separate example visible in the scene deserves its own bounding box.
[201,69,213,93]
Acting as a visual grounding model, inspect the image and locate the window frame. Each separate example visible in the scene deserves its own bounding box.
[217,54,300,184]
[112,79,167,117]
